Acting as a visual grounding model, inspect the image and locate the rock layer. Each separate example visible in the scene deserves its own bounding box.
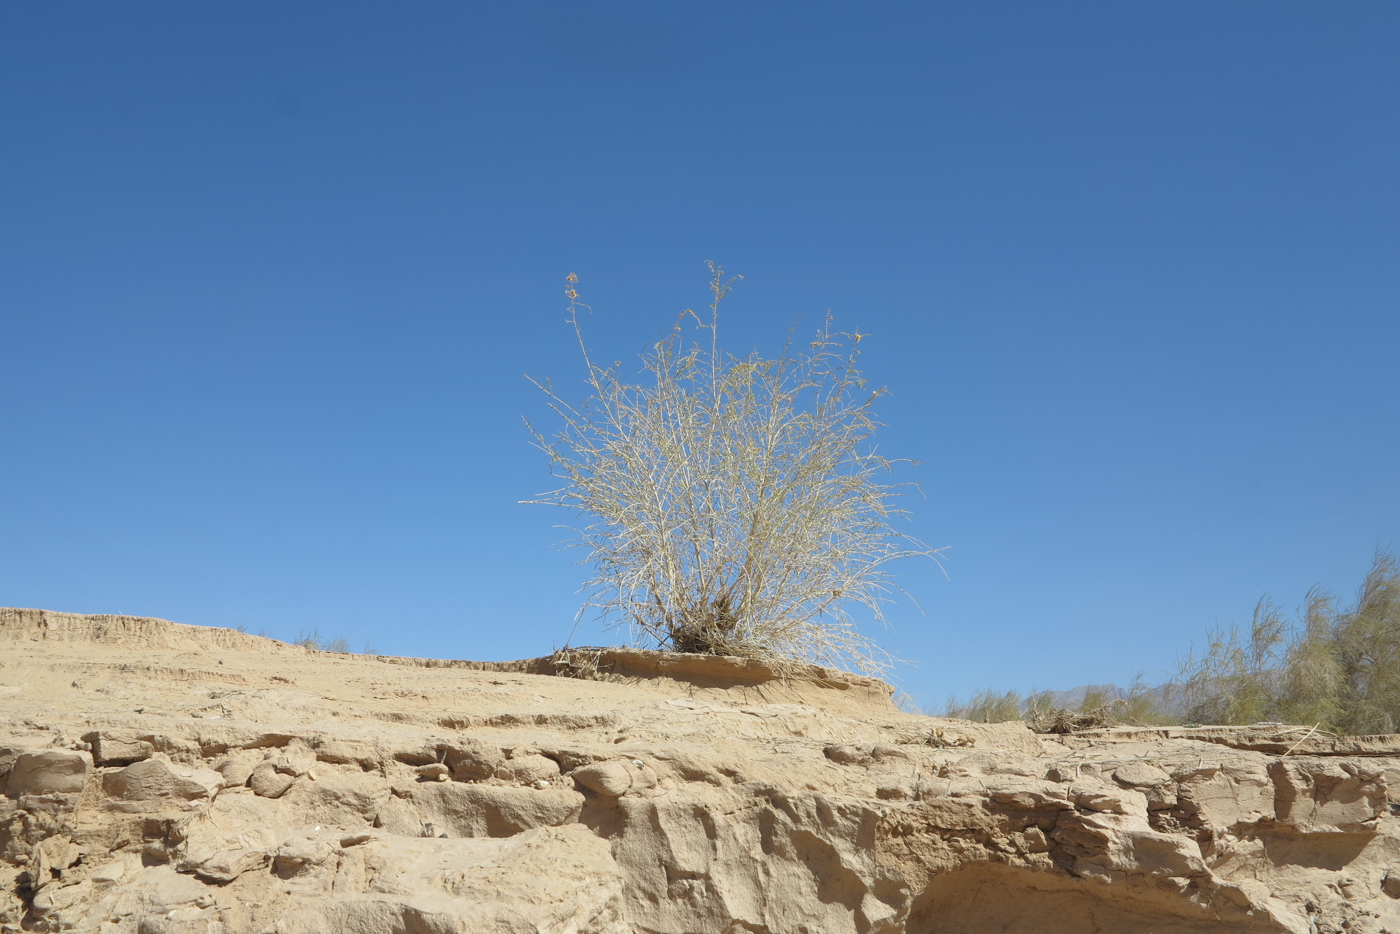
[4,606,1400,933]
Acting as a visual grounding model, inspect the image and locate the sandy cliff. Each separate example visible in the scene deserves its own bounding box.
[5,605,1400,933]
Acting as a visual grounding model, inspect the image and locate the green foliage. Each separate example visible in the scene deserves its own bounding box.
[1172,601,1287,727]
[1174,550,1400,732]
[1119,674,1175,726]
[943,689,1023,723]
[939,556,1397,737]
[526,267,938,676]
[944,674,1178,733]
[1078,689,1108,712]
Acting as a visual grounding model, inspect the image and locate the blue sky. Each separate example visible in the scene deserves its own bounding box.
[2,2,1396,707]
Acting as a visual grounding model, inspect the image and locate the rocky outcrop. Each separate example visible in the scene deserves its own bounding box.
[5,607,1400,933]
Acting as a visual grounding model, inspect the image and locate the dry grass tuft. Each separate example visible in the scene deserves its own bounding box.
[292,629,362,655]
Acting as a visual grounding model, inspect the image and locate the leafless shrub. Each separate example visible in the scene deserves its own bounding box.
[293,629,352,654]
[525,266,940,676]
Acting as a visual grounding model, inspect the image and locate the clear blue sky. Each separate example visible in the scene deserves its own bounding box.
[2,3,1396,708]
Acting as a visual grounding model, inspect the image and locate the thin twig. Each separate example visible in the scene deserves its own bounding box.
[1282,723,1322,757]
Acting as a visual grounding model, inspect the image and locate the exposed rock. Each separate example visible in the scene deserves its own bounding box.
[408,782,585,837]
[0,743,34,790]
[269,740,317,777]
[445,741,506,781]
[498,751,561,783]
[1270,757,1387,833]
[7,605,1400,934]
[1112,761,1171,788]
[212,751,258,788]
[572,760,639,796]
[272,835,335,876]
[249,761,297,798]
[1173,757,1274,828]
[102,755,221,809]
[5,749,90,797]
[178,827,277,883]
[417,762,451,781]
[82,730,154,766]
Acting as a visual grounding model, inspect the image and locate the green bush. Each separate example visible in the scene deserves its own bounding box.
[938,556,1399,735]
[943,689,1023,723]
[944,675,1175,731]
[525,267,939,676]
[1174,550,1399,732]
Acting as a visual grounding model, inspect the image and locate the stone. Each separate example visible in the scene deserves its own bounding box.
[1270,758,1387,833]
[823,744,870,766]
[29,835,80,891]
[498,752,560,784]
[83,730,155,765]
[102,755,221,807]
[273,836,336,877]
[446,742,507,782]
[213,753,257,788]
[1069,779,1149,818]
[1173,759,1274,828]
[1143,782,1178,810]
[411,782,584,837]
[90,859,129,884]
[572,760,635,796]
[0,743,34,789]
[271,825,624,934]
[250,761,297,798]
[272,740,318,777]
[5,749,90,797]
[1112,761,1171,788]
[179,827,277,883]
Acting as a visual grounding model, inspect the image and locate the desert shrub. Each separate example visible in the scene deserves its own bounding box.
[1172,601,1287,727]
[1118,674,1177,726]
[1327,552,1400,733]
[943,689,1023,723]
[1173,550,1400,732]
[525,266,938,676]
[938,556,1400,735]
[293,629,352,654]
[944,676,1177,732]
